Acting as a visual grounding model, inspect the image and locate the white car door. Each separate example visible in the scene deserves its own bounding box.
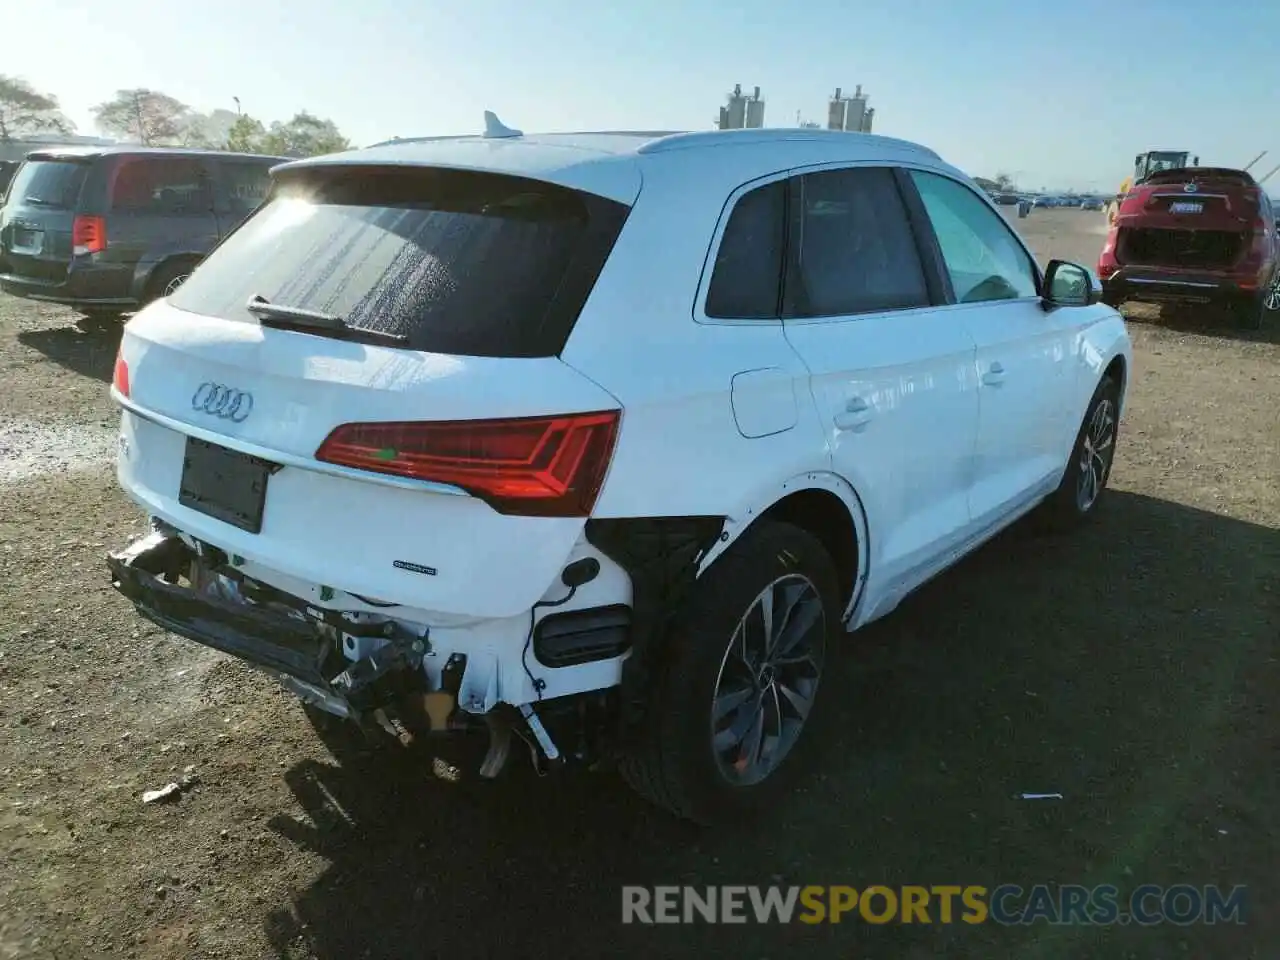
[905,170,1081,527]
[779,165,980,607]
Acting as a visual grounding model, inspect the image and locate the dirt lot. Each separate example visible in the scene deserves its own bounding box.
[1,207,1277,959]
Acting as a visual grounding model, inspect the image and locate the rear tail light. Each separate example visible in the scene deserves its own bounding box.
[315,411,621,517]
[112,346,129,397]
[72,215,106,255]
[1238,216,1273,287]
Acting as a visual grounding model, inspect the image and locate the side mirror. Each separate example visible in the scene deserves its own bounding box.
[1042,259,1097,308]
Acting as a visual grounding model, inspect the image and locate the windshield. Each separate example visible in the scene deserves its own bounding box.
[168,166,628,358]
[5,160,89,209]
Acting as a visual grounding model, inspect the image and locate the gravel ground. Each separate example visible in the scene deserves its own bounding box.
[0,208,1277,959]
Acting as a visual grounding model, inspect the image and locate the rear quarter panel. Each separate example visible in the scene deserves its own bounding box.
[561,153,834,523]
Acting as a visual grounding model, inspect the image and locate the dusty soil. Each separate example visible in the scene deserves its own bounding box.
[1,207,1277,959]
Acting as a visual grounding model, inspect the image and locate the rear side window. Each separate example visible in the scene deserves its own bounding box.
[167,166,630,358]
[787,167,929,318]
[5,160,89,210]
[705,180,786,319]
[219,161,274,218]
[109,157,213,214]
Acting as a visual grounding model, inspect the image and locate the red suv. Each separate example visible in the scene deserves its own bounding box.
[1098,167,1279,329]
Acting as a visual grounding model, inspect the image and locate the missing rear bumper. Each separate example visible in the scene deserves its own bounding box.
[107,532,424,720]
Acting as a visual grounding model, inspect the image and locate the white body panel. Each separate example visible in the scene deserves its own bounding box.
[116,301,621,619]
[781,308,980,601]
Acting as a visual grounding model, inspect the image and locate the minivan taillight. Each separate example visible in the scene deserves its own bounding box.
[315,411,621,517]
[72,215,106,255]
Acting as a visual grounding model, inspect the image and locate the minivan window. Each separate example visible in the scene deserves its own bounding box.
[109,157,213,214]
[787,167,929,318]
[5,160,89,210]
[220,161,274,218]
[705,180,786,319]
[167,166,629,358]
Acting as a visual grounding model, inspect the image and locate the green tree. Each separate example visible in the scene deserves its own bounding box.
[259,111,351,158]
[0,75,73,141]
[92,89,189,145]
[225,114,267,153]
[178,109,240,149]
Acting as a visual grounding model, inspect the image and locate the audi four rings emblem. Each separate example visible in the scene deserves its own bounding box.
[191,382,254,422]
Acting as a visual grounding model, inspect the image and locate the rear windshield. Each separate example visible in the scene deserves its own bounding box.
[6,160,89,210]
[167,166,629,357]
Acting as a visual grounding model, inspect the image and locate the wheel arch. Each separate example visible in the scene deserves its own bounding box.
[136,253,204,302]
[696,471,870,624]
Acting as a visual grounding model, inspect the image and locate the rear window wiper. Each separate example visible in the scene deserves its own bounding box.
[245,294,407,347]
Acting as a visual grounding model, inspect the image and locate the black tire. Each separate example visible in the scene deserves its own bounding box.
[617,520,841,825]
[1039,374,1121,531]
[145,259,199,303]
[1229,290,1271,332]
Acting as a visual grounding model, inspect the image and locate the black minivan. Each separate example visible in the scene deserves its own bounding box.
[0,146,287,318]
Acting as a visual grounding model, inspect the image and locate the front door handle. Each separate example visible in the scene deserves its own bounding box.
[982,362,1007,387]
[833,397,873,432]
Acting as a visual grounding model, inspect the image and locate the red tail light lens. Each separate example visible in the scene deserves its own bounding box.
[112,348,129,397]
[72,215,106,255]
[315,411,621,517]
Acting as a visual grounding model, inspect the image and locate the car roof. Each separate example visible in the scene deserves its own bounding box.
[275,127,948,205]
[23,145,290,163]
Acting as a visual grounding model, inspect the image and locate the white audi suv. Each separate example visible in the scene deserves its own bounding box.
[107,118,1132,824]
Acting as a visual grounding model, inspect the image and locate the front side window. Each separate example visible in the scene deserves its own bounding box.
[109,157,213,214]
[909,171,1038,303]
[787,166,930,318]
[705,180,786,319]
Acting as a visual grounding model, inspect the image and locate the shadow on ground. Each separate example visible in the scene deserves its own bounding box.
[17,314,125,383]
[1124,302,1280,345]
[263,491,1279,960]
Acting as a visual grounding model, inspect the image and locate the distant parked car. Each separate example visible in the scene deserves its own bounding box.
[0,160,17,201]
[1099,166,1279,329]
[1080,198,1103,211]
[0,146,287,319]
[994,193,1021,205]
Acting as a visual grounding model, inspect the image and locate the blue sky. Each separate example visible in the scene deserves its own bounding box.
[16,0,1280,190]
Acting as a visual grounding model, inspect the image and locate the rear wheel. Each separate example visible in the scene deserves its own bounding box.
[1227,294,1266,331]
[618,520,840,824]
[145,259,199,303]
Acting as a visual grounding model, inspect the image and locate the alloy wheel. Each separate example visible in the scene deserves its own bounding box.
[1264,272,1280,313]
[1077,397,1116,512]
[710,573,826,787]
[163,274,190,297]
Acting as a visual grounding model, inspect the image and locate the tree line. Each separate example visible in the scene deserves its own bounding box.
[0,75,352,159]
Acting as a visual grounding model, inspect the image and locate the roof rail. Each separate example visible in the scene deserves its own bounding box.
[363,134,476,149]
[637,127,940,159]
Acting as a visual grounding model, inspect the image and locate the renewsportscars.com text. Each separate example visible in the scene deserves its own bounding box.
[621,884,1248,926]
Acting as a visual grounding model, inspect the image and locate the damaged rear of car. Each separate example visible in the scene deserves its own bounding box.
[107,152,650,784]
[1097,167,1280,329]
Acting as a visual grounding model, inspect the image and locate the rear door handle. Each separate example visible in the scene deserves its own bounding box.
[982,362,1006,387]
[833,397,873,432]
